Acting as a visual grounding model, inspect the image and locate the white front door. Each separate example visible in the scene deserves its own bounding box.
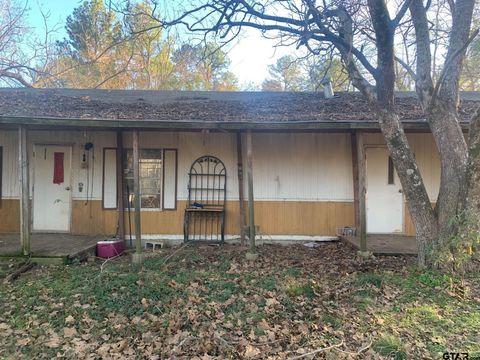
[366,147,404,233]
[33,145,72,232]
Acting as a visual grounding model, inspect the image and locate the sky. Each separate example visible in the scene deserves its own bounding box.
[28,0,290,87]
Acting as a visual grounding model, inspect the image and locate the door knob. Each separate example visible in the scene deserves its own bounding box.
[65,187,71,191]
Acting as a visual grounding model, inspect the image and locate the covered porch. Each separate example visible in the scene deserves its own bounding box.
[0,233,102,263]
[0,89,450,261]
[342,234,417,255]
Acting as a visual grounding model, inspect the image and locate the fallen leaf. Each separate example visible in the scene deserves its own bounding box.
[63,327,77,338]
[244,345,261,358]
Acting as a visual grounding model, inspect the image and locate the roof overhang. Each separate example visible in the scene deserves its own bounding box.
[0,115,463,132]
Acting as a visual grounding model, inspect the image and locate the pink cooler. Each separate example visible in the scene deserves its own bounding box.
[96,240,124,258]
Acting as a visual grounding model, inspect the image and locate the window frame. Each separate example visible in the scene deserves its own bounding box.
[102,147,178,212]
[162,149,178,211]
[123,148,163,211]
[102,147,118,210]
[387,156,395,185]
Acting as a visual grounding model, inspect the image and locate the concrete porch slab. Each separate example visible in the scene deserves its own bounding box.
[342,234,417,255]
[0,233,106,260]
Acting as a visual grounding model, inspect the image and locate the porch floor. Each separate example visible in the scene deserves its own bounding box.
[342,234,417,255]
[0,233,105,258]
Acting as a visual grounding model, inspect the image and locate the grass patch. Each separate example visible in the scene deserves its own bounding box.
[355,272,383,288]
[0,244,479,359]
[321,314,342,329]
[373,335,407,359]
[285,281,315,298]
[257,276,277,291]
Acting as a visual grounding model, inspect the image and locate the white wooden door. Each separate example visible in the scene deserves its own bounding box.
[33,145,72,232]
[366,147,404,233]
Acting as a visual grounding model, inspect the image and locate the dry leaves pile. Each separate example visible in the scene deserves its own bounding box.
[0,242,479,359]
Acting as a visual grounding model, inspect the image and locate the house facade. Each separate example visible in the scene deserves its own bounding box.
[0,89,477,252]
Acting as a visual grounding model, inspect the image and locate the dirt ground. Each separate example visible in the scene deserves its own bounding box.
[1,242,479,359]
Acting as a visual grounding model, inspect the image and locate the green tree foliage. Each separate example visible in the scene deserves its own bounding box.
[303,57,350,92]
[262,54,350,92]
[123,2,175,90]
[52,0,131,89]
[262,55,303,91]
[172,43,237,90]
[46,0,237,90]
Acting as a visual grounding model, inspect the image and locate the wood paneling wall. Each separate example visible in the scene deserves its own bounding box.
[0,199,355,237]
[0,199,20,233]
[254,201,354,236]
[71,201,117,235]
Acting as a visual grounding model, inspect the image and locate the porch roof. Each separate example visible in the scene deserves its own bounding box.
[0,88,478,131]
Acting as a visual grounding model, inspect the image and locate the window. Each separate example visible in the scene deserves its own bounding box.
[388,156,395,185]
[124,149,162,209]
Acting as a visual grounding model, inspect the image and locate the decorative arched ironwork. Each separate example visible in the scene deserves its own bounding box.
[184,155,227,243]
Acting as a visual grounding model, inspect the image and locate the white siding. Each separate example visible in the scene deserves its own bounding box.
[0,130,116,200]
[252,133,353,201]
[123,131,239,200]
[0,129,441,204]
[0,130,19,198]
[29,131,116,200]
[363,133,440,201]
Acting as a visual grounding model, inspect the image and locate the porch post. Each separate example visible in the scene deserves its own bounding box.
[351,132,360,229]
[245,130,257,257]
[116,130,125,242]
[236,132,246,246]
[18,125,31,256]
[356,132,368,253]
[132,129,143,264]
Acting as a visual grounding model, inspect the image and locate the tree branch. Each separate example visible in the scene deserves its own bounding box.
[391,0,414,29]
[431,28,479,108]
[395,55,417,81]
[0,70,32,87]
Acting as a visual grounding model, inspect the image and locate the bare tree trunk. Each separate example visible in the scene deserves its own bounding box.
[377,111,438,266]
[429,104,468,248]
[367,0,438,266]
[432,0,474,246]
[409,0,475,257]
[465,108,480,228]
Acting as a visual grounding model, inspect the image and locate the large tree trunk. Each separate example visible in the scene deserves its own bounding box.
[465,108,480,233]
[428,0,474,249]
[409,0,475,259]
[429,103,468,249]
[366,0,438,266]
[377,110,438,266]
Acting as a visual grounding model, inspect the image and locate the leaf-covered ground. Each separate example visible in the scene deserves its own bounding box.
[1,242,479,359]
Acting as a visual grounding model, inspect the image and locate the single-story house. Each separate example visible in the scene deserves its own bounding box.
[0,88,478,255]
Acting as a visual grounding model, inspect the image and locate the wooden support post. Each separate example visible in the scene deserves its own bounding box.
[18,125,30,256]
[236,132,246,246]
[351,132,360,229]
[245,130,257,257]
[132,130,143,263]
[356,132,368,253]
[116,131,125,242]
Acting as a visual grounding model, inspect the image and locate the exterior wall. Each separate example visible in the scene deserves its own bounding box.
[0,129,439,238]
[363,133,441,236]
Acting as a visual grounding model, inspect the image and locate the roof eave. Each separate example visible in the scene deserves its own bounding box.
[0,115,463,131]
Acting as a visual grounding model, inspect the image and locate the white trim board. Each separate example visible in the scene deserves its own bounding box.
[123,234,339,243]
